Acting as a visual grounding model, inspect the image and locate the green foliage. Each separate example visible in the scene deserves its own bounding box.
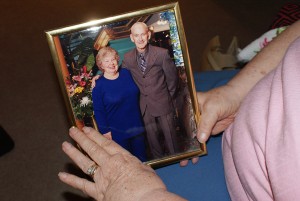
[71,37,95,70]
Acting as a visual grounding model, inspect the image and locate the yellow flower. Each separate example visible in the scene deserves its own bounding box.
[74,87,84,94]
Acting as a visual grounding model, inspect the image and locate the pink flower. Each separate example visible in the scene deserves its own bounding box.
[73,75,82,82]
[79,81,86,87]
[65,79,71,85]
[82,65,87,73]
[83,70,92,80]
[68,84,76,96]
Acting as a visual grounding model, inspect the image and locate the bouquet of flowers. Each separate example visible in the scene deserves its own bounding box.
[66,65,94,120]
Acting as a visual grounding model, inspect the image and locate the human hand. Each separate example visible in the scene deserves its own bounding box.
[58,127,185,201]
[91,75,100,89]
[196,85,241,143]
[180,85,240,167]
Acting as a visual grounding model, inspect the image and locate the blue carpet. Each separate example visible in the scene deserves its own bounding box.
[156,70,239,201]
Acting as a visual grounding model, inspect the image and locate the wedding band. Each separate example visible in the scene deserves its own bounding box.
[86,163,99,177]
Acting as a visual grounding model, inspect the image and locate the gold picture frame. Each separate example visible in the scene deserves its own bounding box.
[46,2,206,168]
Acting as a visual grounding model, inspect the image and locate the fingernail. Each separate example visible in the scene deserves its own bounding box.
[58,172,67,179]
[62,141,72,149]
[69,126,79,137]
[198,132,206,143]
[192,157,199,164]
[69,126,77,133]
[82,127,91,133]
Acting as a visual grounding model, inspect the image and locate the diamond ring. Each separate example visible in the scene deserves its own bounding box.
[86,163,99,177]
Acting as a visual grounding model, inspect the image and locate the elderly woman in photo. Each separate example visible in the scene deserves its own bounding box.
[92,46,147,162]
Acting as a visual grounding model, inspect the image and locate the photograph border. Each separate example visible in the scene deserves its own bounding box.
[45,1,206,168]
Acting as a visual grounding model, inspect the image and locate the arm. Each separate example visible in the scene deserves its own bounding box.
[92,86,111,135]
[121,54,129,70]
[197,20,300,142]
[59,127,187,201]
[91,74,101,89]
[162,49,178,98]
[227,21,300,102]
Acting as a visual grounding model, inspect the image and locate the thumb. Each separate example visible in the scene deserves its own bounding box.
[196,92,218,143]
[197,112,218,143]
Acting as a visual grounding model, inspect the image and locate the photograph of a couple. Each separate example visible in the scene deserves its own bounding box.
[47,3,205,167]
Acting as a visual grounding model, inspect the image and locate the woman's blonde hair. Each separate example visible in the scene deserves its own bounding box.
[96,46,120,69]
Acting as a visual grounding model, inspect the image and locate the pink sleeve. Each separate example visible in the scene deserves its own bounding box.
[223,37,300,201]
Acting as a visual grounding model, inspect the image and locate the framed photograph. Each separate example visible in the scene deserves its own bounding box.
[46,2,206,168]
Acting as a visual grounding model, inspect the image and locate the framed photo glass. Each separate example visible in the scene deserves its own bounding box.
[46,2,206,168]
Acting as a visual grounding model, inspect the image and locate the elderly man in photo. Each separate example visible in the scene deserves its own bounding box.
[122,22,178,159]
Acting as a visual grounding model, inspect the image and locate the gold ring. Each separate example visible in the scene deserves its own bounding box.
[86,163,99,177]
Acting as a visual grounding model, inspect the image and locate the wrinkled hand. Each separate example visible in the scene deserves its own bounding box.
[196,85,241,143]
[58,127,185,201]
[180,85,241,166]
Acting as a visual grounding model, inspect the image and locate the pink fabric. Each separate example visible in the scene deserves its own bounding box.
[223,37,300,201]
